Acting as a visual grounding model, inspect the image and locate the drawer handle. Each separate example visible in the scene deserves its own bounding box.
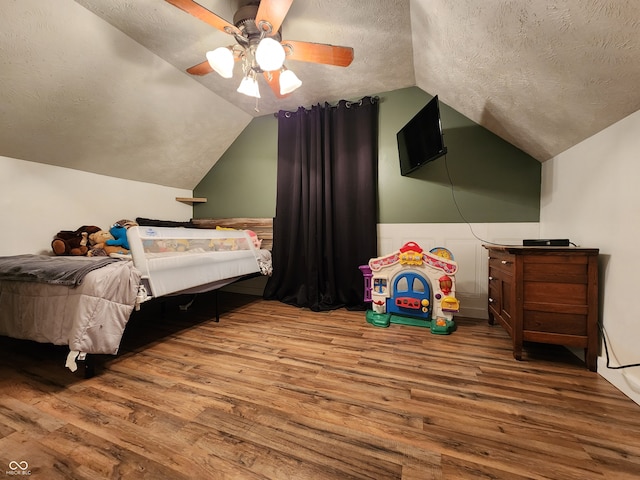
[501,260,510,265]
[488,297,494,303]
[488,276,493,281]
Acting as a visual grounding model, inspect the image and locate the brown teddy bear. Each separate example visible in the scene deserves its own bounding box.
[87,229,130,257]
[51,225,101,256]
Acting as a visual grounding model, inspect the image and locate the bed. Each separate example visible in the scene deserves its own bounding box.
[0,218,272,373]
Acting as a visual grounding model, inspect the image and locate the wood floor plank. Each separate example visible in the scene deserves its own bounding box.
[1,291,639,479]
[37,424,192,480]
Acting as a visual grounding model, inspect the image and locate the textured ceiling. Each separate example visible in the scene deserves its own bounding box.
[412,1,640,162]
[0,0,638,189]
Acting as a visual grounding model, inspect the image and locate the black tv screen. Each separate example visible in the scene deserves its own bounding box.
[397,95,447,176]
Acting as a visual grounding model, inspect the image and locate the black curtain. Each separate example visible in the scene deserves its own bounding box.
[264,96,379,311]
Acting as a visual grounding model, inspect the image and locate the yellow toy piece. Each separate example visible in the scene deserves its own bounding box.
[441,296,460,312]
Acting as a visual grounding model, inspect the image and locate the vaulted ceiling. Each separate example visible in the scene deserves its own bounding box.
[1,0,638,189]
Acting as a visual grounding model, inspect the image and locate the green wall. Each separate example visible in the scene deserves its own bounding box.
[194,86,541,222]
[194,114,278,218]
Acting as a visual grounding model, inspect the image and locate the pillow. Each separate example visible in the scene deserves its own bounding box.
[136,217,196,228]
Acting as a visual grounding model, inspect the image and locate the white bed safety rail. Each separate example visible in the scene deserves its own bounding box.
[127,226,261,300]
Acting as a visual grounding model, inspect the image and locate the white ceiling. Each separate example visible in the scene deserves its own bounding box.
[1,0,638,190]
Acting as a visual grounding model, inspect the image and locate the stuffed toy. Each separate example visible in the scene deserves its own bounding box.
[247,230,262,249]
[51,225,101,256]
[114,219,138,230]
[215,226,262,249]
[87,229,129,257]
[88,229,112,247]
[106,223,130,250]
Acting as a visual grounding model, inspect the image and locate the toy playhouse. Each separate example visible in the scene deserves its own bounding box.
[360,241,460,334]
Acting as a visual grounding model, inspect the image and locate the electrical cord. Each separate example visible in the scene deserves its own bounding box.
[444,157,636,370]
[599,323,640,369]
[443,155,520,247]
[443,154,578,248]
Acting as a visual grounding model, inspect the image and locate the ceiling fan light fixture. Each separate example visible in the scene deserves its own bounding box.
[166,0,354,98]
[237,73,261,98]
[255,37,286,71]
[206,47,234,78]
[279,68,302,95]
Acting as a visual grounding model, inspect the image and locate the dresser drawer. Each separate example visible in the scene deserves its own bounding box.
[523,311,587,337]
[488,250,515,276]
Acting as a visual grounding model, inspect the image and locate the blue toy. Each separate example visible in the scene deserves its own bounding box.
[106,223,130,250]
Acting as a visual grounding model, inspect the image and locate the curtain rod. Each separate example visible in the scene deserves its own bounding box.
[273,95,380,117]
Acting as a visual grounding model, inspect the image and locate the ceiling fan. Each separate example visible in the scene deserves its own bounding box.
[165,0,354,99]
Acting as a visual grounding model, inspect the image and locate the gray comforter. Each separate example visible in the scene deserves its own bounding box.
[0,259,141,356]
[0,254,118,287]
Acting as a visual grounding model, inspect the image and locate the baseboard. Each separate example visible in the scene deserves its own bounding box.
[458,305,488,320]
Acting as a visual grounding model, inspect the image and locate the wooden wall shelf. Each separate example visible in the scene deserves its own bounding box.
[176,197,207,205]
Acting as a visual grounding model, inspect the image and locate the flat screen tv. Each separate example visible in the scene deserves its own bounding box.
[397,95,447,176]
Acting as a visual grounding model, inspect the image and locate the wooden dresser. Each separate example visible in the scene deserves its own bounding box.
[483,245,599,371]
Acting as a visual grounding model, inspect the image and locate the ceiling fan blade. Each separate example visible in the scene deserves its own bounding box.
[186,60,213,76]
[255,0,294,35]
[263,70,289,99]
[282,40,354,67]
[165,0,241,36]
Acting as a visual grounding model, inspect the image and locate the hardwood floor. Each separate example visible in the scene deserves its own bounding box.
[1,292,639,479]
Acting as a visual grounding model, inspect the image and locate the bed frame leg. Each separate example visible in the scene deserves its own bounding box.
[215,289,220,322]
[79,355,95,379]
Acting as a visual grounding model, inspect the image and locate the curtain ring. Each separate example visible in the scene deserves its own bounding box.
[345,98,366,108]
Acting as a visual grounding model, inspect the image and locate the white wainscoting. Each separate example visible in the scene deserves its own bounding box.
[226,222,540,318]
[377,223,540,319]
